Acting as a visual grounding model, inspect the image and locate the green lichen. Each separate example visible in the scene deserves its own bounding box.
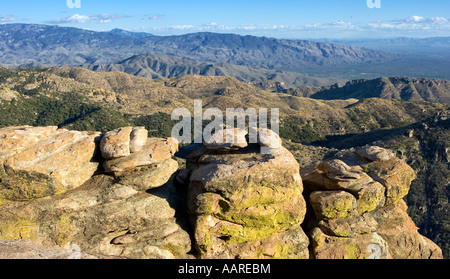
[256,243,295,259]
[345,243,361,259]
[55,214,72,247]
[197,234,213,254]
[320,198,355,219]
[0,169,53,201]
[162,244,184,257]
[230,186,301,211]
[356,188,384,215]
[217,209,300,244]
[0,217,38,240]
[271,244,295,259]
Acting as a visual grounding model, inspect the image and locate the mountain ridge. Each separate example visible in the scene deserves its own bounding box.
[86,53,342,87]
[302,77,450,104]
[0,24,400,75]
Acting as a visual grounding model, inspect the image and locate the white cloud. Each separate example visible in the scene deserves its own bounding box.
[164,21,361,34]
[144,14,164,20]
[0,15,15,23]
[369,16,450,31]
[47,14,127,24]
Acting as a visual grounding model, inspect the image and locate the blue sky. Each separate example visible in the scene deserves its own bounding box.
[0,0,449,38]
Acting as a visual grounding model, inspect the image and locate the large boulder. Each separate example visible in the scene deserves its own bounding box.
[186,128,309,259]
[0,126,100,201]
[103,137,179,174]
[302,146,442,259]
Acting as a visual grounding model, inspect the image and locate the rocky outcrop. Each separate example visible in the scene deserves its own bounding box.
[0,126,191,259]
[185,128,309,259]
[0,126,443,259]
[302,145,443,259]
[0,126,101,202]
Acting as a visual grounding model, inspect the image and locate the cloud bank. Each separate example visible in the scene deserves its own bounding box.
[0,15,16,24]
[150,16,450,38]
[47,14,127,24]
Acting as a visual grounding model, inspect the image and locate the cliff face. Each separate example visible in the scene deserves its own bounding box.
[0,126,443,259]
[302,146,442,259]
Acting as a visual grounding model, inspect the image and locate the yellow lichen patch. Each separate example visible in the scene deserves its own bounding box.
[344,243,361,259]
[55,214,73,247]
[0,169,52,201]
[0,217,38,240]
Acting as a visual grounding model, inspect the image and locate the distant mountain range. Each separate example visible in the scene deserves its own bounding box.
[86,53,343,87]
[108,28,154,38]
[293,77,450,104]
[2,23,450,82]
[0,24,402,78]
[319,37,450,59]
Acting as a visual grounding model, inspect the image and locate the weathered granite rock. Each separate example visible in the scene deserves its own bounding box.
[114,158,179,191]
[362,157,416,205]
[357,145,395,162]
[0,174,191,259]
[187,129,308,259]
[250,127,282,149]
[103,137,179,173]
[129,127,148,153]
[310,227,391,259]
[310,191,357,220]
[301,159,373,191]
[302,146,442,259]
[369,200,443,259]
[0,126,100,201]
[0,126,190,259]
[100,126,133,159]
[100,126,149,159]
[0,240,107,259]
[203,128,248,151]
[0,127,443,260]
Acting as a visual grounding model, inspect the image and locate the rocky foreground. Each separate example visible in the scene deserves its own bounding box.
[0,126,443,259]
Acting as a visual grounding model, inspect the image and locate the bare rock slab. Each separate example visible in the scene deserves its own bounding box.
[0,126,100,201]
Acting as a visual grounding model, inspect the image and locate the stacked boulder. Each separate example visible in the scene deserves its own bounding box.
[185,128,309,259]
[302,146,442,259]
[0,126,191,259]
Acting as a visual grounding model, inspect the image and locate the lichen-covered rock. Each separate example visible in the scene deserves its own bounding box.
[0,126,190,259]
[362,157,416,205]
[310,191,357,220]
[302,146,442,259]
[310,227,391,259]
[0,174,191,259]
[0,126,100,201]
[369,200,443,259]
[187,129,308,259]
